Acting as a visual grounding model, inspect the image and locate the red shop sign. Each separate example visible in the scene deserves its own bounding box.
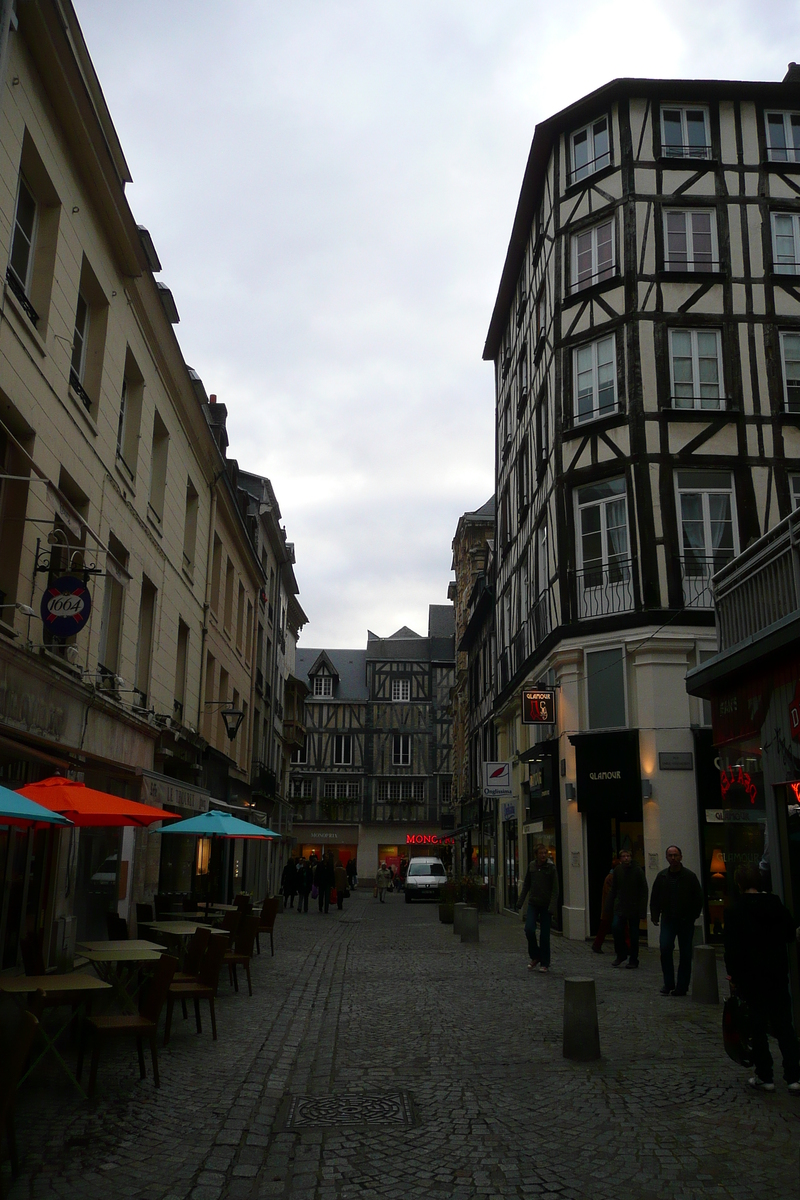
[406,834,454,846]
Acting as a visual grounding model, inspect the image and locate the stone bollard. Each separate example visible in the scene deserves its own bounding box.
[692,945,720,1004]
[453,902,467,935]
[460,906,479,944]
[562,977,601,1062]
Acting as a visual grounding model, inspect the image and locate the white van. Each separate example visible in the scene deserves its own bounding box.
[404,857,447,902]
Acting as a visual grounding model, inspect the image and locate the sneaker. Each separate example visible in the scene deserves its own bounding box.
[748,1077,775,1092]
[788,1082,800,1094]
[611,957,626,967]
[625,961,639,969]
[659,985,672,996]
[671,989,687,997]
[527,960,539,970]
[537,965,549,973]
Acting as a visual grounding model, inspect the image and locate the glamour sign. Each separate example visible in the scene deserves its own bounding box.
[521,687,556,725]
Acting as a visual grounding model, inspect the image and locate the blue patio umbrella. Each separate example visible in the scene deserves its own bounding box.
[153,810,279,839]
[0,785,74,827]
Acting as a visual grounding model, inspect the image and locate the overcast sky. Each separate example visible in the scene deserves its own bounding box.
[73,0,792,647]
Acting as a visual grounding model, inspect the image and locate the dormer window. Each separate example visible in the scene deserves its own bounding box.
[313,675,333,698]
[570,117,610,183]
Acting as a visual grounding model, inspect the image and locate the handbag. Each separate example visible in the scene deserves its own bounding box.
[722,994,754,1067]
[311,884,319,900]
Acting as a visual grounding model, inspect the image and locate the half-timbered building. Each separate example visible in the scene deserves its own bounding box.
[484,67,800,941]
[291,606,455,880]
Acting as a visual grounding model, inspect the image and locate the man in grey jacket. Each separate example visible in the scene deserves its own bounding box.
[516,845,559,973]
[650,845,703,996]
[606,849,648,969]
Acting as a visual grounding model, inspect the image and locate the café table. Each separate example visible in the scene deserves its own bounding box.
[77,939,165,953]
[0,972,111,1098]
[82,947,163,1013]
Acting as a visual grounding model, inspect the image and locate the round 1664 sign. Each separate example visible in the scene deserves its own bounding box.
[40,576,92,637]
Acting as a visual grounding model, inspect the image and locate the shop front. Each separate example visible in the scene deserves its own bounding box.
[140,770,211,905]
[293,825,359,870]
[521,740,562,930]
[571,730,644,936]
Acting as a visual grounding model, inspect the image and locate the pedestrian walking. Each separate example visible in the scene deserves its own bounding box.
[650,845,703,996]
[316,853,334,913]
[591,856,619,954]
[281,858,297,910]
[724,863,800,1094]
[375,861,392,902]
[346,857,357,891]
[334,860,348,911]
[516,844,559,973]
[607,848,648,969]
[295,858,312,913]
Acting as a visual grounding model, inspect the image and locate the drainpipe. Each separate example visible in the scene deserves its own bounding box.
[197,477,217,735]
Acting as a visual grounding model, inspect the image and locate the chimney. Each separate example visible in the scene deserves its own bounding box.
[783,62,800,83]
[209,393,216,404]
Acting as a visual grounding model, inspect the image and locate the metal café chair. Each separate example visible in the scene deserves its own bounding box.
[0,1008,40,1198]
[164,934,229,1044]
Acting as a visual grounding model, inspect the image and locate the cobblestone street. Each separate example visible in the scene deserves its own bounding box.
[5,891,799,1200]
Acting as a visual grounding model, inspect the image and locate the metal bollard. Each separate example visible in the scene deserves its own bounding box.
[460,906,479,943]
[692,944,720,1004]
[563,976,601,1061]
[453,902,467,935]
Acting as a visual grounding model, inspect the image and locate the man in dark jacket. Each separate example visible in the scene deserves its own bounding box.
[295,858,312,913]
[315,853,335,914]
[650,845,703,996]
[607,849,648,968]
[280,858,297,909]
[724,863,800,1093]
[516,844,559,972]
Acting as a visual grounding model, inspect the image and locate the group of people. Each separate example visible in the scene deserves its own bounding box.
[280,853,358,914]
[520,841,800,1093]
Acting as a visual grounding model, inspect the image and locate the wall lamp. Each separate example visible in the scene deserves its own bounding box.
[0,602,36,617]
[642,779,653,800]
[204,700,245,740]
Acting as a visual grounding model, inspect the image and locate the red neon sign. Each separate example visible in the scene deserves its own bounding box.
[406,834,454,845]
[719,764,758,806]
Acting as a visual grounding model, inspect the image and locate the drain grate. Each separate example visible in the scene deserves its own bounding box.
[285,1091,414,1128]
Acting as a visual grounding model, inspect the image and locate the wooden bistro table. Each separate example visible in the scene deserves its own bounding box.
[82,946,163,1013]
[77,939,165,953]
[0,972,111,1098]
[143,921,217,966]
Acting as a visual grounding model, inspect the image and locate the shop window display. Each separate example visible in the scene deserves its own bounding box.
[702,740,766,940]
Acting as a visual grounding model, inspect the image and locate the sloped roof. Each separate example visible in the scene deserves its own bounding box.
[295,649,368,700]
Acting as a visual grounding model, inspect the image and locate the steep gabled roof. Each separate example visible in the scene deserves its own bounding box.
[306,650,339,678]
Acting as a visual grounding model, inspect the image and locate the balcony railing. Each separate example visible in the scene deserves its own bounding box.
[713,511,800,652]
[5,267,39,325]
[679,554,734,609]
[574,558,635,619]
[530,588,553,646]
[69,367,92,412]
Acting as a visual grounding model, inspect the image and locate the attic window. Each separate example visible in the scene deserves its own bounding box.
[313,675,333,698]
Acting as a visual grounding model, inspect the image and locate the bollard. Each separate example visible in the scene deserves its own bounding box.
[692,945,720,1004]
[460,906,479,944]
[453,902,467,935]
[563,977,601,1062]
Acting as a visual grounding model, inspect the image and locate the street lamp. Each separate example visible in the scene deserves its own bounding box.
[220,708,244,741]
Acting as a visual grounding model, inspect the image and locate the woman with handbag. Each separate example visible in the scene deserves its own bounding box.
[334,860,349,911]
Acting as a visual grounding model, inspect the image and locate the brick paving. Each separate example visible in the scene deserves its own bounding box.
[3,891,799,1199]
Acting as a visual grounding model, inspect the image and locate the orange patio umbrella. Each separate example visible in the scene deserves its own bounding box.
[17,776,174,827]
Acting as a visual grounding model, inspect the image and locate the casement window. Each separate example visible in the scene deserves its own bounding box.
[68,258,108,416]
[570,116,611,183]
[575,478,631,616]
[183,479,199,573]
[290,779,313,799]
[70,291,89,394]
[791,474,800,511]
[116,352,144,479]
[573,335,616,422]
[771,213,800,274]
[148,411,169,523]
[535,388,549,470]
[312,674,333,697]
[780,332,800,412]
[663,210,717,271]
[669,329,723,409]
[517,354,528,411]
[392,734,411,766]
[499,485,511,549]
[98,539,128,678]
[535,287,546,342]
[324,781,360,800]
[8,175,36,300]
[440,779,452,806]
[571,219,614,292]
[333,734,352,765]
[291,734,308,765]
[517,444,530,512]
[391,679,410,702]
[765,111,800,163]
[676,471,737,601]
[377,780,424,803]
[661,106,711,159]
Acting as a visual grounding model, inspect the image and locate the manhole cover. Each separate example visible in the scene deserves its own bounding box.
[285,1091,414,1128]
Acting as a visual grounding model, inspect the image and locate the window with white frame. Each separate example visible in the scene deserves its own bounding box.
[324,781,359,800]
[333,734,352,765]
[290,779,313,799]
[766,111,800,163]
[377,779,424,803]
[571,219,614,292]
[663,210,717,271]
[661,106,711,159]
[573,335,617,422]
[676,471,737,601]
[535,287,546,342]
[575,478,631,616]
[70,291,89,386]
[570,116,610,182]
[312,674,333,697]
[791,474,800,511]
[780,332,800,412]
[771,213,800,274]
[669,329,723,409]
[440,779,452,806]
[8,175,36,297]
[291,733,307,764]
[392,734,411,766]
[391,679,410,702]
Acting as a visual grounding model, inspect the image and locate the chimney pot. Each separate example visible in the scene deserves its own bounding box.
[209,393,216,404]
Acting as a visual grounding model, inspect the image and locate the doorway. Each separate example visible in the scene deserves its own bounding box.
[586,815,644,934]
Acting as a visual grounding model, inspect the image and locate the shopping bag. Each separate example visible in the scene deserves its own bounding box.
[722,994,754,1067]
[311,884,319,900]
[330,887,338,904]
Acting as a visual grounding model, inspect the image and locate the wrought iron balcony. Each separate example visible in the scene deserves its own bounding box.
[69,366,92,412]
[713,510,800,652]
[679,553,733,609]
[574,558,635,619]
[5,267,38,325]
[530,588,552,647]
